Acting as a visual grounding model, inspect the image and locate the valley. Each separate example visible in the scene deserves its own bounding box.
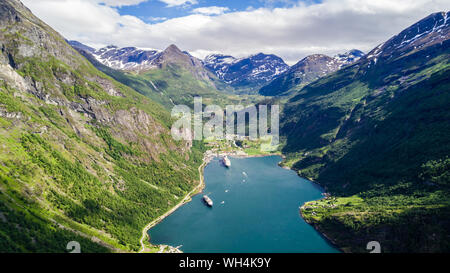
[0,0,448,253]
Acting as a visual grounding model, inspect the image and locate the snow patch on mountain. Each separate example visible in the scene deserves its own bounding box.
[92,45,161,71]
[364,11,449,65]
[333,49,365,68]
[204,53,289,87]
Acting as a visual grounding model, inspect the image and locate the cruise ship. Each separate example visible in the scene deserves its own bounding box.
[203,195,213,207]
[222,156,231,168]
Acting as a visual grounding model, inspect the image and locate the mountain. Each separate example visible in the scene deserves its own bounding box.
[204,53,289,92]
[0,0,204,252]
[333,49,365,68]
[204,54,237,79]
[70,45,177,108]
[150,44,212,82]
[70,42,241,108]
[259,49,364,96]
[362,12,449,66]
[3,0,449,254]
[85,43,215,83]
[259,54,339,96]
[67,40,95,53]
[72,43,291,97]
[91,45,160,71]
[280,12,450,252]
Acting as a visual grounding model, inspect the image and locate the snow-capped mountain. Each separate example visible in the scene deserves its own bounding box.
[204,54,237,79]
[69,42,214,83]
[333,49,365,68]
[259,50,365,96]
[204,53,289,89]
[91,45,161,71]
[363,11,449,66]
[260,11,450,97]
[69,40,363,94]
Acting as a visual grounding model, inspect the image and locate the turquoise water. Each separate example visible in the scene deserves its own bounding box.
[148,155,339,253]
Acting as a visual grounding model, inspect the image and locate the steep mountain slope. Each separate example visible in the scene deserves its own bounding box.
[0,0,204,252]
[153,45,212,82]
[259,50,364,96]
[70,46,176,108]
[204,53,289,93]
[89,43,216,85]
[71,42,240,108]
[280,12,450,252]
[204,54,237,78]
[67,40,95,53]
[91,45,160,72]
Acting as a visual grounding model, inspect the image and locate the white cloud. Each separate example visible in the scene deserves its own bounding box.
[21,0,450,64]
[99,0,148,7]
[159,0,197,7]
[148,16,168,22]
[192,6,229,15]
[97,0,197,7]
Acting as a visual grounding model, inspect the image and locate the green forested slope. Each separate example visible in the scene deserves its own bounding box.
[279,12,450,252]
[0,0,204,252]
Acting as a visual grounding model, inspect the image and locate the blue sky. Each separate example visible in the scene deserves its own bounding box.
[117,0,311,23]
[22,0,449,64]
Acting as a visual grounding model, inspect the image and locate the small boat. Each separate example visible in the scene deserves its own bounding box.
[222,156,231,167]
[203,195,213,207]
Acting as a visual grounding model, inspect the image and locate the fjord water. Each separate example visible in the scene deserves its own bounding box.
[148,156,339,253]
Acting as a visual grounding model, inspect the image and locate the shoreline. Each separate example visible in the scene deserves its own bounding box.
[300,206,344,253]
[138,149,340,253]
[138,153,209,253]
[278,157,341,252]
[138,149,278,252]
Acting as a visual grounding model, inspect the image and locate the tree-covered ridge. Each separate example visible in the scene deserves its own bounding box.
[0,0,204,252]
[299,67,450,252]
[280,13,450,252]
